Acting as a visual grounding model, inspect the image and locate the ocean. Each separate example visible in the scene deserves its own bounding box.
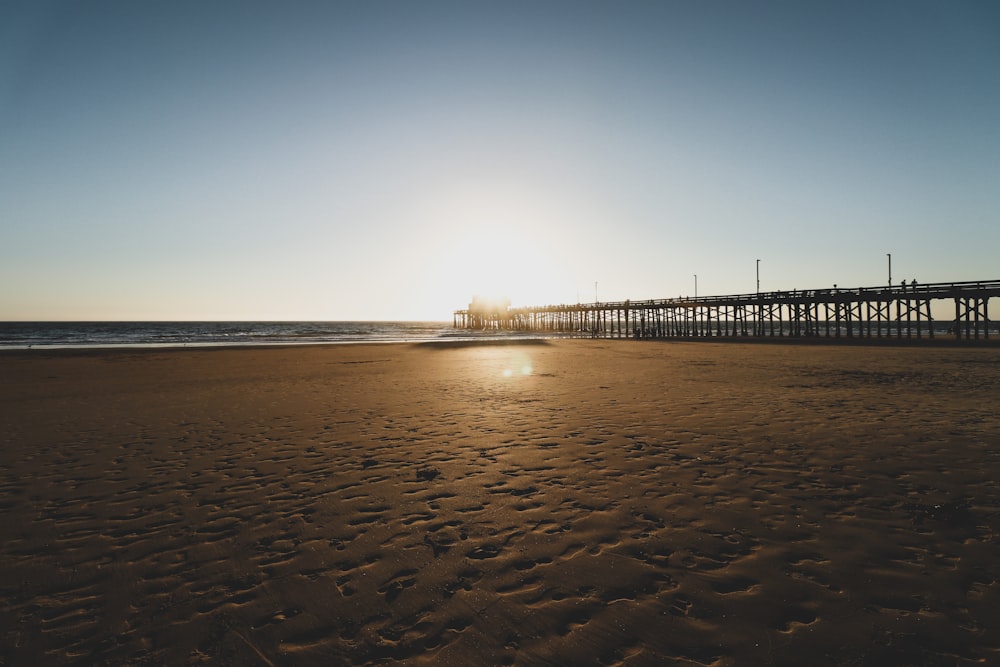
[0,321,550,350]
[1,320,984,350]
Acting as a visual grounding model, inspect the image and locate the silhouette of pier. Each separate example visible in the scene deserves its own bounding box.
[454,280,999,341]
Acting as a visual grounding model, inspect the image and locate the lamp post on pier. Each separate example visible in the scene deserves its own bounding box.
[755,259,761,337]
[694,274,697,299]
[887,253,892,288]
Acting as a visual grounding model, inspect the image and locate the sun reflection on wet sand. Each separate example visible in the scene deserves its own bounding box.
[454,345,538,380]
[499,352,533,378]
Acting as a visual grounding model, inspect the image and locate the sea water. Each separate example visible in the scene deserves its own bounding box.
[1,320,982,350]
[0,321,550,350]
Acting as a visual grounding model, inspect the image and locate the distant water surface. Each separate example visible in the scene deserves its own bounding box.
[0,321,551,350]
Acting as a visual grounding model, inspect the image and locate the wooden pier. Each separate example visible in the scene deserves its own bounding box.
[454,280,999,341]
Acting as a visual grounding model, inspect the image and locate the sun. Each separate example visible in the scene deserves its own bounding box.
[449,231,563,308]
[412,181,589,317]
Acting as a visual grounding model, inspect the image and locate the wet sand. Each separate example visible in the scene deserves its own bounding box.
[2,340,999,666]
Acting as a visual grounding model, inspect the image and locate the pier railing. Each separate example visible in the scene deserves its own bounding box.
[454,279,1000,341]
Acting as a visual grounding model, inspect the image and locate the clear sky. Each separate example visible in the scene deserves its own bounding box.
[2,1,998,321]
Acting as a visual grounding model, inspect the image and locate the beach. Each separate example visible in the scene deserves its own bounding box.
[2,340,999,666]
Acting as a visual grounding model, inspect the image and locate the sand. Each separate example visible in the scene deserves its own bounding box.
[1,339,999,666]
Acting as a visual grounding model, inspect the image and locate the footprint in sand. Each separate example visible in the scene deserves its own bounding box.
[377,569,419,602]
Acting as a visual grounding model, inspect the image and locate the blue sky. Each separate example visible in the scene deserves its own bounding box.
[2,1,998,320]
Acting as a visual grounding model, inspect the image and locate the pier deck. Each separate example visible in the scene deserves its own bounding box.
[454,280,999,341]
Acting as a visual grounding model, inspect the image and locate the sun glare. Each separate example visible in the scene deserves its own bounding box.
[448,230,566,310]
[415,181,587,316]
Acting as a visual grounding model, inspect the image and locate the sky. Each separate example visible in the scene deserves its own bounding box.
[1,1,998,321]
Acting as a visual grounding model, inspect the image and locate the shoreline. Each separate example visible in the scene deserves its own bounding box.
[3,329,998,354]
